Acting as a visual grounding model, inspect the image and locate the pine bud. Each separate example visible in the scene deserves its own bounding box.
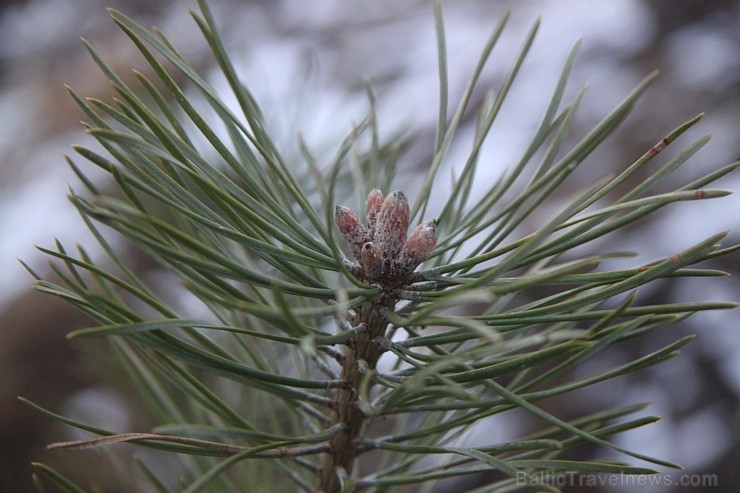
[374,190,409,259]
[335,205,368,261]
[360,242,384,281]
[396,219,437,273]
[365,189,385,236]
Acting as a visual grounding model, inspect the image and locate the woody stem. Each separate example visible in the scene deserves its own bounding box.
[317,294,395,493]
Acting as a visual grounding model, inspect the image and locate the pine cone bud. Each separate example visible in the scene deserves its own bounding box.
[374,190,409,259]
[365,189,385,236]
[360,241,384,281]
[335,205,368,261]
[396,219,437,273]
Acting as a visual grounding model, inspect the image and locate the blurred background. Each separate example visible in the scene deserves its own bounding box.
[0,0,738,491]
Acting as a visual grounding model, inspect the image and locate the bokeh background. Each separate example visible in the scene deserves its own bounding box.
[1,1,738,492]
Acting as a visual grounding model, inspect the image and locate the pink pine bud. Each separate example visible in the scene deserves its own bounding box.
[335,205,368,261]
[360,242,384,281]
[396,219,437,273]
[374,190,410,259]
[365,189,385,236]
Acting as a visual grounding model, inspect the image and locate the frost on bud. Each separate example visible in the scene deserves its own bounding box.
[335,205,368,260]
[396,219,437,274]
[374,191,410,259]
[365,189,385,236]
[360,242,384,281]
[336,189,438,286]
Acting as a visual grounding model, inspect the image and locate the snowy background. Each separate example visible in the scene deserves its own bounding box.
[1,1,738,491]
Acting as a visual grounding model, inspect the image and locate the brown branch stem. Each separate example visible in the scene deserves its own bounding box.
[48,433,330,458]
[317,294,395,493]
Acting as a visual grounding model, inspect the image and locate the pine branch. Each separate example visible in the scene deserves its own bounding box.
[23,1,737,492]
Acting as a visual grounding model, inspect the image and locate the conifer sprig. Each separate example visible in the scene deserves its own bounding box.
[25,1,736,492]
